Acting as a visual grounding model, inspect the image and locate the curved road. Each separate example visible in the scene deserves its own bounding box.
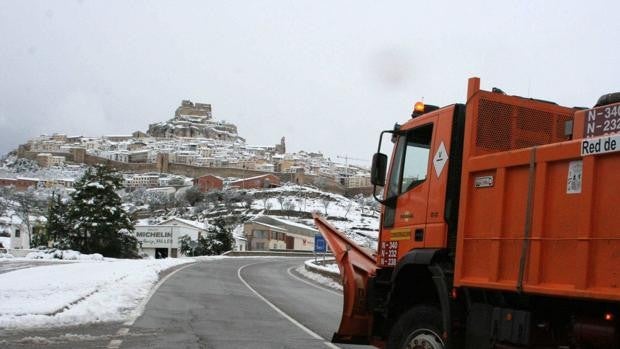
[120,257,373,349]
[0,257,375,348]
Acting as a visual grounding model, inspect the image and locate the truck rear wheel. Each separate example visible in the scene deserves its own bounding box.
[388,305,445,349]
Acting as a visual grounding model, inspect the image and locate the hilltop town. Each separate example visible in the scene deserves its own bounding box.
[0,99,378,258]
[10,100,371,195]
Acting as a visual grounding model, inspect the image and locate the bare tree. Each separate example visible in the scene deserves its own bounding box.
[295,187,307,212]
[355,194,366,216]
[282,199,296,218]
[243,195,254,210]
[320,195,331,216]
[260,196,270,211]
[276,195,286,210]
[13,189,39,248]
[0,187,14,217]
[343,200,353,219]
[183,185,205,206]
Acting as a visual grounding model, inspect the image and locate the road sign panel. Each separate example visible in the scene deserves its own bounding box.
[314,234,326,253]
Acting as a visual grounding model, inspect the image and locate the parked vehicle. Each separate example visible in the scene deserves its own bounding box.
[314,77,620,348]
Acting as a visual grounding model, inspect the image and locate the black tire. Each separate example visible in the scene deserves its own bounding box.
[387,305,445,349]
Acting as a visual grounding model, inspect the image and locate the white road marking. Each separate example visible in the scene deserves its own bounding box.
[107,262,196,349]
[286,266,342,297]
[238,262,341,349]
[123,261,196,326]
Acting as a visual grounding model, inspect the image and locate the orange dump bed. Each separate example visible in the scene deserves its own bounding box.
[454,85,620,302]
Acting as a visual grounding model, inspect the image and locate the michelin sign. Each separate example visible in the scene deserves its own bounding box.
[134,226,199,249]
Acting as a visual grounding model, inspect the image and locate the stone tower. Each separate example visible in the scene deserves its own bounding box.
[276,137,286,154]
[157,153,170,173]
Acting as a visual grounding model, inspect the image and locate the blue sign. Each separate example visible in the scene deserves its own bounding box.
[314,234,327,253]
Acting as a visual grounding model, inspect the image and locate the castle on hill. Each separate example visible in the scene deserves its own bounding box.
[147,100,241,141]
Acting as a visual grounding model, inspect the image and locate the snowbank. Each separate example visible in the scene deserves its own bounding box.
[296,264,342,291]
[0,236,10,249]
[0,257,194,328]
[25,249,104,261]
[304,258,339,275]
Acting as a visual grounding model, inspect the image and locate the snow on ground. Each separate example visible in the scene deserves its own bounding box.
[0,256,196,329]
[296,263,342,291]
[297,259,342,291]
[24,249,105,261]
[0,236,11,249]
[249,185,380,249]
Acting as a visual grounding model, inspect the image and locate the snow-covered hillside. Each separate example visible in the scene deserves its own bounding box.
[246,185,379,249]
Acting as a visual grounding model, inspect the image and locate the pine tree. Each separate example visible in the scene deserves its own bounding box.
[46,192,68,247]
[209,217,234,255]
[68,165,136,257]
[178,234,194,256]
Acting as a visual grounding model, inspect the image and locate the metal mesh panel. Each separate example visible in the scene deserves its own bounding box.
[474,98,573,155]
[476,99,513,152]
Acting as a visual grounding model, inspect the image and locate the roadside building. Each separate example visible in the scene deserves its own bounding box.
[193,175,224,192]
[0,215,45,250]
[231,225,248,252]
[243,215,318,251]
[0,216,28,249]
[243,221,287,251]
[260,216,318,251]
[133,217,207,258]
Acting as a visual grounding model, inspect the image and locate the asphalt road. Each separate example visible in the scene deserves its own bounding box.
[0,257,376,349]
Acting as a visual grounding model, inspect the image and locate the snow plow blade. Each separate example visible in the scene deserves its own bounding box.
[313,213,377,344]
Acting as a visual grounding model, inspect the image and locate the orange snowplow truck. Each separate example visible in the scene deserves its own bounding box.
[314,77,620,349]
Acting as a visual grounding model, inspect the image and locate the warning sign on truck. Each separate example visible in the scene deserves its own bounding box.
[567,160,582,194]
[581,134,620,156]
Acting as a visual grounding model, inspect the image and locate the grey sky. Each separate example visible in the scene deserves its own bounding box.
[1,1,618,164]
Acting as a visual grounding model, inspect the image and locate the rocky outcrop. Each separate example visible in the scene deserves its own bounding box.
[147,100,242,142]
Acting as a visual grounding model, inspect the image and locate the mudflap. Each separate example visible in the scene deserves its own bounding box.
[313,213,377,344]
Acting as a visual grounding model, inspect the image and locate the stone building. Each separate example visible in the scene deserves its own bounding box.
[147,100,240,141]
[175,100,212,119]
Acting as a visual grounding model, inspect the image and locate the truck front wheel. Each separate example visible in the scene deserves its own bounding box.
[388,305,445,349]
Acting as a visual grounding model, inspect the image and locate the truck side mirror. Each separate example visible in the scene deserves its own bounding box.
[371,153,388,186]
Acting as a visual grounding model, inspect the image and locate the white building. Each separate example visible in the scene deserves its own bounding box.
[133,217,207,258]
[124,174,160,189]
[0,214,37,250]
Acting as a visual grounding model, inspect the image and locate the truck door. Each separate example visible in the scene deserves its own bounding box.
[379,107,455,267]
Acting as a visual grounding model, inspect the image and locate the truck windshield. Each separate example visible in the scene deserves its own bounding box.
[387,124,433,196]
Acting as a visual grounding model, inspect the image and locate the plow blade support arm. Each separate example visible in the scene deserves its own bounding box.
[313,213,377,344]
